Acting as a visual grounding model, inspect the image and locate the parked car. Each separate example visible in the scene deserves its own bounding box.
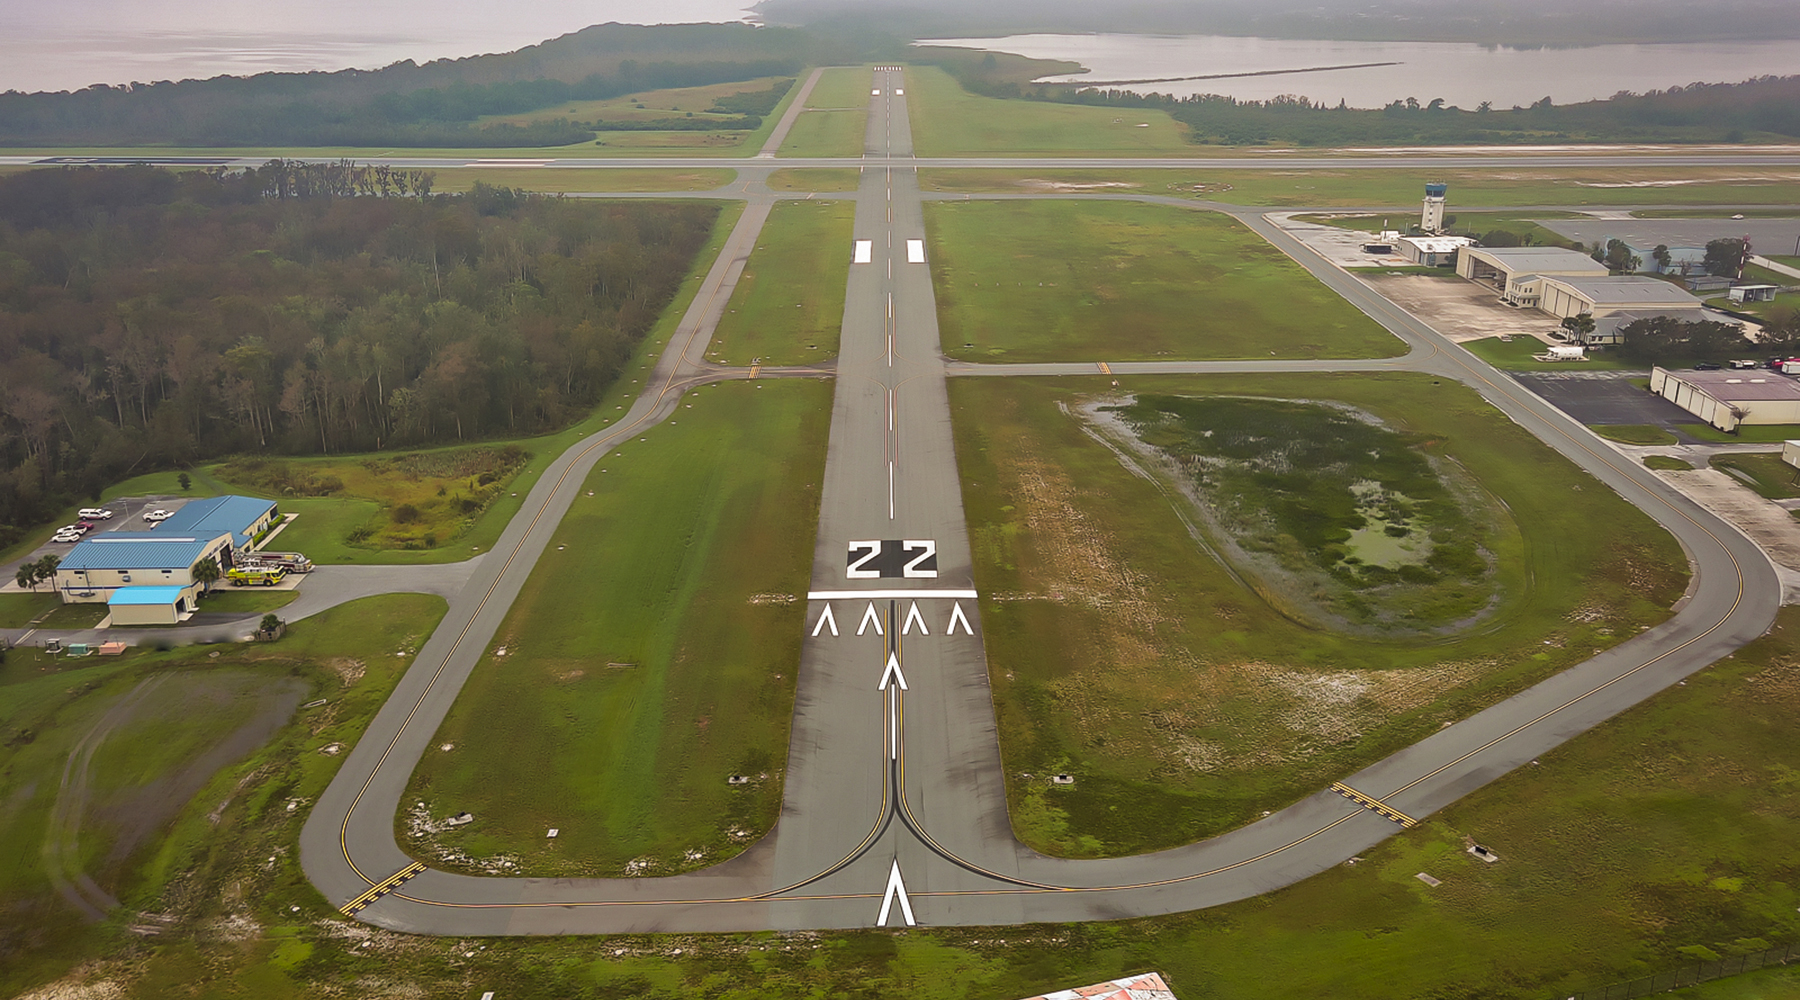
[52,530,82,543]
[60,523,89,535]
[1694,362,1724,371]
[77,508,113,520]
[76,520,95,531]
[142,509,172,522]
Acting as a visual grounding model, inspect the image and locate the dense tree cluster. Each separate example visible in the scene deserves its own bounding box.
[0,22,825,147]
[0,166,719,545]
[1615,313,1800,365]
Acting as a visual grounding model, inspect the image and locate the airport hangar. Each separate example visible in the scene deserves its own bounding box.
[52,495,278,624]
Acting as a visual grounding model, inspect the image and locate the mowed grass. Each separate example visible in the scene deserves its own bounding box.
[1712,452,1800,499]
[950,373,1688,858]
[707,199,854,365]
[776,66,871,158]
[476,76,792,128]
[766,168,861,191]
[402,378,831,877]
[1683,423,1800,443]
[1591,424,1681,445]
[926,200,1403,361]
[1294,210,1581,247]
[906,66,1190,157]
[430,168,734,193]
[1461,336,1641,371]
[918,166,1800,207]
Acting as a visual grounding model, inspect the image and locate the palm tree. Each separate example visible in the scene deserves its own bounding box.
[15,564,36,592]
[191,555,220,595]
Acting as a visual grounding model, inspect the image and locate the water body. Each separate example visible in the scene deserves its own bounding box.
[0,0,757,94]
[919,33,1800,109]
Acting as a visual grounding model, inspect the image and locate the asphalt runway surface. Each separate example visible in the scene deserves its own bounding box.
[299,69,1783,933]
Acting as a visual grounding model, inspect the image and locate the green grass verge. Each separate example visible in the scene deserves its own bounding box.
[0,594,446,996]
[431,168,735,193]
[1460,336,1641,371]
[1591,424,1681,445]
[11,601,1800,1000]
[951,373,1688,858]
[401,378,830,877]
[1712,452,1800,498]
[766,168,861,191]
[918,166,1800,207]
[1683,423,1800,443]
[0,592,61,627]
[1632,209,1800,219]
[776,67,871,157]
[195,590,299,614]
[1645,455,1695,471]
[907,66,1190,157]
[707,199,855,365]
[927,200,1404,362]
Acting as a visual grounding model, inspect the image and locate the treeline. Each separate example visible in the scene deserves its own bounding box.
[0,165,719,545]
[0,22,832,147]
[1616,313,1800,366]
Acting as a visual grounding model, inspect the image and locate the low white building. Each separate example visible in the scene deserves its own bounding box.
[1650,367,1800,432]
[1396,235,1474,267]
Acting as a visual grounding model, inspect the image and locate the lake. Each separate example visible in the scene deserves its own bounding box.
[918,33,1800,109]
[0,0,757,94]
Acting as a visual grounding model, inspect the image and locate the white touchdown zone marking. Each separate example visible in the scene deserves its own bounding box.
[906,239,925,263]
[853,240,873,264]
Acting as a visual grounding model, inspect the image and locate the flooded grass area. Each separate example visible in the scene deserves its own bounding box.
[1089,394,1503,633]
[952,373,1688,858]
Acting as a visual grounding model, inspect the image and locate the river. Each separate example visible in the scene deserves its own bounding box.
[918,33,1800,109]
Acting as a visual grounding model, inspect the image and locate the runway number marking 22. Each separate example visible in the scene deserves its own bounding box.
[846,540,938,579]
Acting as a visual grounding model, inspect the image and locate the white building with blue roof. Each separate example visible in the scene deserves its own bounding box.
[52,495,279,622]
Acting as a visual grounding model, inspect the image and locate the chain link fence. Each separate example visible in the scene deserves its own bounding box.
[1561,942,1797,1000]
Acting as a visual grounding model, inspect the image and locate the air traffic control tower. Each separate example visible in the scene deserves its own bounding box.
[1422,182,1448,233]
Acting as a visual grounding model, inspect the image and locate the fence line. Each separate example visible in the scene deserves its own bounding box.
[1561,942,1797,1000]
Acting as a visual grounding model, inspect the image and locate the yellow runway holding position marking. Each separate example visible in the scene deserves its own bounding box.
[340,862,427,914]
[1331,781,1419,828]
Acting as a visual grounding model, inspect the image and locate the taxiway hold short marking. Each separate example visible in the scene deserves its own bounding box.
[1330,781,1418,828]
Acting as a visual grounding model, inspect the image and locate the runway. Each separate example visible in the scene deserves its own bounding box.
[299,68,1782,933]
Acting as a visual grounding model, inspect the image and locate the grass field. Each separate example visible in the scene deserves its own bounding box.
[706,199,855,365]
[906,66,1190,157]
[1646,455,1696,471]
[1591,424,1681,445]
[12,603,1800,1000]
[431,168,734,193]
[1712,452,1800,498]
[0,594,446,996]
[776,67,871,158]
[1461,336,1642,371]
[766,168,862,191]
[926,200,1403,361]
[0,591,63,627]
[917,166,1800,207]
[951,373,1688,858]
[196,589,299,614]
[1684,423,1800,443]
[477,76,792,129]
[401,378,830,877]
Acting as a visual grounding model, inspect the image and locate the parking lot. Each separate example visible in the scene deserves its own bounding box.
[1511,372,1706,429]
[1,496,203,592]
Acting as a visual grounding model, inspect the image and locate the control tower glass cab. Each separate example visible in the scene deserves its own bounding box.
[1422,182,1448,233]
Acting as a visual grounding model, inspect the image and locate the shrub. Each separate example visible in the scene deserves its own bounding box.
[392,503,421,524]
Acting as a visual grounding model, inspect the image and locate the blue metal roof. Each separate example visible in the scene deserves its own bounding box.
[155,495,276,548]
[108,585,187,606]
[62,534,224,571]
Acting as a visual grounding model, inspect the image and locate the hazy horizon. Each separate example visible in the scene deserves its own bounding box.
[0,0,758,94]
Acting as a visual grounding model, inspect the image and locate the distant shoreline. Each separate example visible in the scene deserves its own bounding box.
[1046,61,1403,88]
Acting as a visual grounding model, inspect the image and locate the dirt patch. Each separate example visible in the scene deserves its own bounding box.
[324,657,366,686]
[85,672,307,872]
[1655,467,1800,577]
[1017,178,1143,192]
